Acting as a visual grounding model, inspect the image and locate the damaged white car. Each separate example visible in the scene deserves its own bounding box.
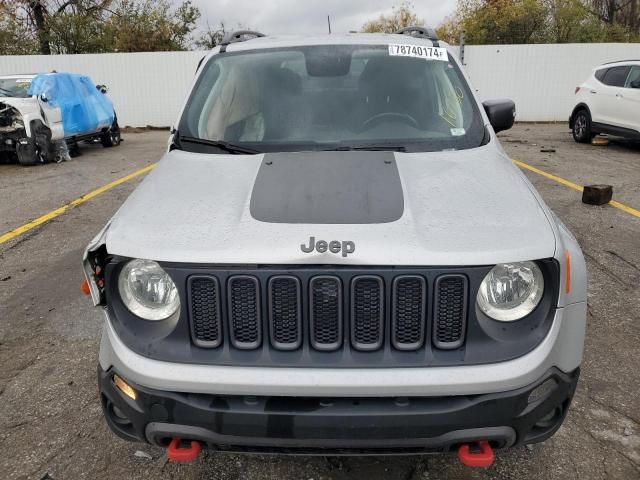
[0,73,121,165]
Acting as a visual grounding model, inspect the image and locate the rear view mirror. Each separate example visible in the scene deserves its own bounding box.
[40,93,48,103]
[482,99,516,133]
[96,84,108,94]
[305,49,352,77]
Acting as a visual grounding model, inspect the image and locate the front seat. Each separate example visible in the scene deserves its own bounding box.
[260,67,303,141]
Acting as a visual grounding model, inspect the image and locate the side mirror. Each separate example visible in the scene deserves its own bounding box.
[482,99,516,133]
[40,93,48,103]
[96,84,108,94]
[630,79,640,89]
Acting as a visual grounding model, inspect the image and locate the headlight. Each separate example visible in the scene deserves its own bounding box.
[118,259,180,321]
[477,261,544,322]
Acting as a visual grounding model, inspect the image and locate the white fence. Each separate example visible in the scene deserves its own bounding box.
[0,43,638,126]
[0,51,203,127]
[462,43,639,121]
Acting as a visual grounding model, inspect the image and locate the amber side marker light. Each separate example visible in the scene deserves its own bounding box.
[113,374,137,401]
[564,250,571,294]
[81,279,91,296]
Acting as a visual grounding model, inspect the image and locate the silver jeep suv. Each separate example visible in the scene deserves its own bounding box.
[84,28,586,461]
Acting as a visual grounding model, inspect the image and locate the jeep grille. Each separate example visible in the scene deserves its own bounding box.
[188,270,469,354]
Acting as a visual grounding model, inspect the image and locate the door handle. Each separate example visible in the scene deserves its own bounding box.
[616,93,624,99]
[590,90,597,94]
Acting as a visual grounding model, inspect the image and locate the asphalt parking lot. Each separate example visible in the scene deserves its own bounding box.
[0,124,638,480]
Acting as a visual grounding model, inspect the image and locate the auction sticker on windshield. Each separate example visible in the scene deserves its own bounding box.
[388,44,448,61]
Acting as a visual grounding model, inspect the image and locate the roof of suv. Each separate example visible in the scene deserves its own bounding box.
[598,60,640,68]
[222,32,453,53]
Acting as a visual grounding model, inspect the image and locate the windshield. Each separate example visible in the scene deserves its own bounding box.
[178,45,485,153]
[0,78,33,98]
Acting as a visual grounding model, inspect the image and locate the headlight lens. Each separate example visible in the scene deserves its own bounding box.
[118,259,180,321]
[477,261,544,322]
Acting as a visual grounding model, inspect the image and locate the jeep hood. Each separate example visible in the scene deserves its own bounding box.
[101,147,557,266]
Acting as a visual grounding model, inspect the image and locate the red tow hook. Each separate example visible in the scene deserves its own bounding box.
[457,440,495,468]
[167,437,202,463]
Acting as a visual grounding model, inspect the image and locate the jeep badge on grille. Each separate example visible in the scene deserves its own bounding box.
[301,236,355,257]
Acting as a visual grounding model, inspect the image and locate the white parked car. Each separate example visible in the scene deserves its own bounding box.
[570,60,640,143]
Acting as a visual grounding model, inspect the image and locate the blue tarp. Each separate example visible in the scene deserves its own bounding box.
[28,73,115,137]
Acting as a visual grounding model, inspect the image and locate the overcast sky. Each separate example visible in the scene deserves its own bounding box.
[188,0,456,35]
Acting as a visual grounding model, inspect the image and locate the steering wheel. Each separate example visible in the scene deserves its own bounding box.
[362,112,419,130]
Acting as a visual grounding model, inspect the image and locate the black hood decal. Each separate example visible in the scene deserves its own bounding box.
[249,152,404,224]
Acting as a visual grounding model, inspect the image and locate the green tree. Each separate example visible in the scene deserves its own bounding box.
[361,2,424,33]
[46,0,114,54]
[104,0,201,52]
[447,0,549,44]
[0,2,38,54]
[0,1,114,55]
[0,0,204,55]
[438,0,640,44]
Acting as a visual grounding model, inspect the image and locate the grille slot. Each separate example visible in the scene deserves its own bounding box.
[351,276,384,351]
[310,276,343,351]
[433,275,468,350]
[188,276,222,348]
[392,276,426,350]
[268,276,302,350]
[227,276,261,349]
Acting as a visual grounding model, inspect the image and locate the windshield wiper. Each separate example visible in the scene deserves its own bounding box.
[178,135,261,155]
[323,144,408,152]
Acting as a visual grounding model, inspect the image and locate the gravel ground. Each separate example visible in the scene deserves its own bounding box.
[0,125,638,479]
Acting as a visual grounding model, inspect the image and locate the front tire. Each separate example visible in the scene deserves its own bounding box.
[572,110,593,143]
[101,118,121,148]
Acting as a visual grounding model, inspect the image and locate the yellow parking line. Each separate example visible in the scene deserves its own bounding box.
[513,159,640,219]
[0,163,156,245]
[609,200,640,218]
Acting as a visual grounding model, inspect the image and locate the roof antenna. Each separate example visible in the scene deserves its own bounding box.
[327,15,332,34]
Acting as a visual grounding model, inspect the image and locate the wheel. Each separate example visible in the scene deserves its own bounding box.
[572,110,593,143]
[68,142,82,158]
[101,118,121,148]
[16,143,46,166]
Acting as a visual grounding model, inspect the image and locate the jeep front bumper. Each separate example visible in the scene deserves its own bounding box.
[99,365,579,454]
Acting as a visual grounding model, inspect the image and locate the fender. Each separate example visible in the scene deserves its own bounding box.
[569,103,591,128]
[551,212,587,308]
